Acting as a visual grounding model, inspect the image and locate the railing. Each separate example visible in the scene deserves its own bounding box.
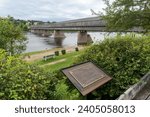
[117,72,150,100]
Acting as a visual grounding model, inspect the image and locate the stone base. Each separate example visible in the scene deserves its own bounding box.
[42,33,52,37]
[77,31,93,45]
[54,30,66,39]
[32,30,52,37]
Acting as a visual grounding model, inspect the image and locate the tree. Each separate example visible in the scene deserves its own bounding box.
[102,0,150,32]
[0,18,27,55]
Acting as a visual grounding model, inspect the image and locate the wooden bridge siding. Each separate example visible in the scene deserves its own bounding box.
[31,16,143,32]
[31,27,106,31]
[31,16,106,30]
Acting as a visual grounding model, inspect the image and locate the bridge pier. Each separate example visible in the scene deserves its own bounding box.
[38,30,43,36]
[77,31,93,45]
[42,30,52,37]
[54,30,66,46]
[54,38,64,46]
[32,29,39,34]
[54,30,66,39]
[32,29,52,37]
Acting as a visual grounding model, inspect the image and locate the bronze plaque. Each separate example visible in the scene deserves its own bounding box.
[62,62,112,96]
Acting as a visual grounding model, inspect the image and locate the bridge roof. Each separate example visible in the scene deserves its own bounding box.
[59,16,102,23]
[31,16,106,31]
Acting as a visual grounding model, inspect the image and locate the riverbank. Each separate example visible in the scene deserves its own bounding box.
[23,45,86,62]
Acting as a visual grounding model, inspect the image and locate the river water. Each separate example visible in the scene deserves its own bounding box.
[25,32,113,53]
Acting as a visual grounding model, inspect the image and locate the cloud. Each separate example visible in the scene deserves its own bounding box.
[0,0,106,21]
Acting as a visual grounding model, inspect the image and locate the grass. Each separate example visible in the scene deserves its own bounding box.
[44,56,76,72]
[34,50,83,66]
[32,50,84,72]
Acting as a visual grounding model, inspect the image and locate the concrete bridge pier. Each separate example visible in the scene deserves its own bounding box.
[32,29,52,37]
[53,30,66,46]
[54,30,66,39]
[38,30,43,36]
[32,29,39,34]
[33,29,43,36]
[77,30,93,45]
[54,38,64,46]
[41,30,52,37]
[31,29,35,33]
[38,30,52,37]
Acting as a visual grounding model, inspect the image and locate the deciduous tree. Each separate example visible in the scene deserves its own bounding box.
[102,0,150,32]
[0,18,27,55]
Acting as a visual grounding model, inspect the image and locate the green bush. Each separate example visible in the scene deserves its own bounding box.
[54,80,82,100]
[61,49,66,55]
[75,34,150,99]
[54,51,59,56]
[75,47,79,51]
[49,70,83,100]
[0,49,55,99]
[0,51,82,100]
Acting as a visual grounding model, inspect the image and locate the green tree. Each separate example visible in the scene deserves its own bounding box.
[102,0,150,32]
[0,18,27,55]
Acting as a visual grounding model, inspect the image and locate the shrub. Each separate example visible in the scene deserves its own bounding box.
[75,47,79,51]
[0,49,54,99]
[54,80,82,100]
[0,49,82,100]
[75,34,150,99]
[61,49,66,55]
[49,70,83,100]
[54,51,59,56]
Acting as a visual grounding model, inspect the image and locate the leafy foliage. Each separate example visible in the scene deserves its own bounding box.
[55,51,59,56]
[0,49,54,99]
[76,34,150,99]
[0,18,27,55]
[53,79,82,100]
[61,49,66,55]
[103,0,150,32]
[0,49,82,100]
[75,47,79,51]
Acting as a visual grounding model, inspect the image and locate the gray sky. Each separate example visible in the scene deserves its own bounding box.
[0,0,107,21]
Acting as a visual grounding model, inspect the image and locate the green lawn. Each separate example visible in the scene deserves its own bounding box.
[44,56,77,72]
[33,50,84,72]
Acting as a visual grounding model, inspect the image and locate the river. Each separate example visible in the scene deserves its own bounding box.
[25,32,113,53]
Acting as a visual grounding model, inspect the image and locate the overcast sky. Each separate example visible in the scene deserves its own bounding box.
[0,0,107,22]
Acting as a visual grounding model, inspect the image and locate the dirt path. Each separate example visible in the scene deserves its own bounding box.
[23,46,85,62]
[40,59,66,67]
